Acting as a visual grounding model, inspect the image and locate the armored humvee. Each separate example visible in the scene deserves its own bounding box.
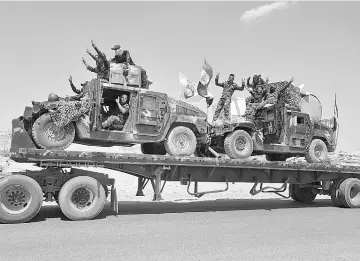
[14,64,209,156]
[209,95,338,163]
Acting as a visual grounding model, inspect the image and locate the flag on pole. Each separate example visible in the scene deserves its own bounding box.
[197,59,214,107]
[179,72,198,99]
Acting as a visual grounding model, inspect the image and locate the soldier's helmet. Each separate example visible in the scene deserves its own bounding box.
[48,93,60,102]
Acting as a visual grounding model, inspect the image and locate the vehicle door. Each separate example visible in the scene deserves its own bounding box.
[287,112,311,148]
[135,93,167,136]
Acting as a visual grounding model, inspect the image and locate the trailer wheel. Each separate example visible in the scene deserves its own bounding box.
[338,178,360,208]
[141,143,166,155]
[330,178,346,208]
[290,184,317,203]
[224,130,253,159]
[32,113,75,150]
[0,175,43,224]
[165,126,197,156]
[265,154,288,162]
[58,176,106,221]
[305,139,328,163]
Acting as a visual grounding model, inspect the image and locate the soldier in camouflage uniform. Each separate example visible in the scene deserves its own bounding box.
[102,94,130,130]
[212,73,245,123]
[245,74,268,106]
[110,44,152,88]
[244,77,295,120]
[67,76,90,101]
[277,78,306,111]
[82,41,110,81]
[263,77,295,107]
[244,85,267,120]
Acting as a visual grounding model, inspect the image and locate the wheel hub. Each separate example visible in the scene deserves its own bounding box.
[176,134,190,151]
[314,145,323,158]
[0,185,32,214]
[350,184,360,199]
[235,137,246,151]
[45,123,65,141]
[71,187,93,209]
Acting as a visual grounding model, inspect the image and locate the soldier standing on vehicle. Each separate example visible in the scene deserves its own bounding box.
[212,73,245,123]
[82,41,110,81]
[245,74,268,106]
[110,44,152,88]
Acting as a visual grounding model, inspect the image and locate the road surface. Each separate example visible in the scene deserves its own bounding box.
[0,199,359,261]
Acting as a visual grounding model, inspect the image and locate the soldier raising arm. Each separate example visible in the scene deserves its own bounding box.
[82,57,98,74]
[68,75,81,94]
[212,73,245,123]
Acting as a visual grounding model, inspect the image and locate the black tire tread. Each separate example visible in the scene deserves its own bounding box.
[224,130,253,159]
[0,175,43,224]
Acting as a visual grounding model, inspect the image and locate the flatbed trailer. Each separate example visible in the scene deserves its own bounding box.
[0,147,359,224]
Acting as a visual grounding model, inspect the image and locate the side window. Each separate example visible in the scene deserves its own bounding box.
[140,95,158,122]
[296,116,305,125]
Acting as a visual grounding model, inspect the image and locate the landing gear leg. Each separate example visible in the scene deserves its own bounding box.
[136,177,146,196]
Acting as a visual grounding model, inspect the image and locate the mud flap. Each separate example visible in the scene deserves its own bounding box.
[110,185,118,214]
[10,118,37,150]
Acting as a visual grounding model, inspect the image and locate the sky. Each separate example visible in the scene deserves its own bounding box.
[0,1,359,152]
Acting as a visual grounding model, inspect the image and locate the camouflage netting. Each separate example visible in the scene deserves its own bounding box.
[40,99,91,128]
[244,81,306,119]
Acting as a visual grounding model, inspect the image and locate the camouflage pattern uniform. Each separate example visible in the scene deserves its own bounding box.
[262,80,303,109]
[102,103,130,130]
[244,87,268,119]
[83,43,110,81]
[245,75,267,106]
[67,78,91,101]
[212,76,245,122]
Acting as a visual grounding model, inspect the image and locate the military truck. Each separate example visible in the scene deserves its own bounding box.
[209,94,338,163]
[17,64,209,157]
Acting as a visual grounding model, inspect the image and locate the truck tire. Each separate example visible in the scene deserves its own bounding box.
[289,184,317,203]
[0,175,43,224]
[330,178,346,208]
[305,139,328,163]
[32,113,75,150]
[265,154,288,162]
[165,126,197,156]
[58,176,106,221]
[141,143,166,155]
[224,130,253,159]
[338,178,360,208]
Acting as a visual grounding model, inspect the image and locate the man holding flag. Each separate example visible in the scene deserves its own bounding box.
[212,73,246,123]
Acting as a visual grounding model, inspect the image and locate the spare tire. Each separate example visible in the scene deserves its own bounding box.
[165,126,197,156]
[224,130,253,159]
[32,113,75,150]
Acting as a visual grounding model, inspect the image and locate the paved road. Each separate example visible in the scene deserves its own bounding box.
[0,199,359,261]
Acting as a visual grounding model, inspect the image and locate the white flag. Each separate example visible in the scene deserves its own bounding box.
[179,72,198,99]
